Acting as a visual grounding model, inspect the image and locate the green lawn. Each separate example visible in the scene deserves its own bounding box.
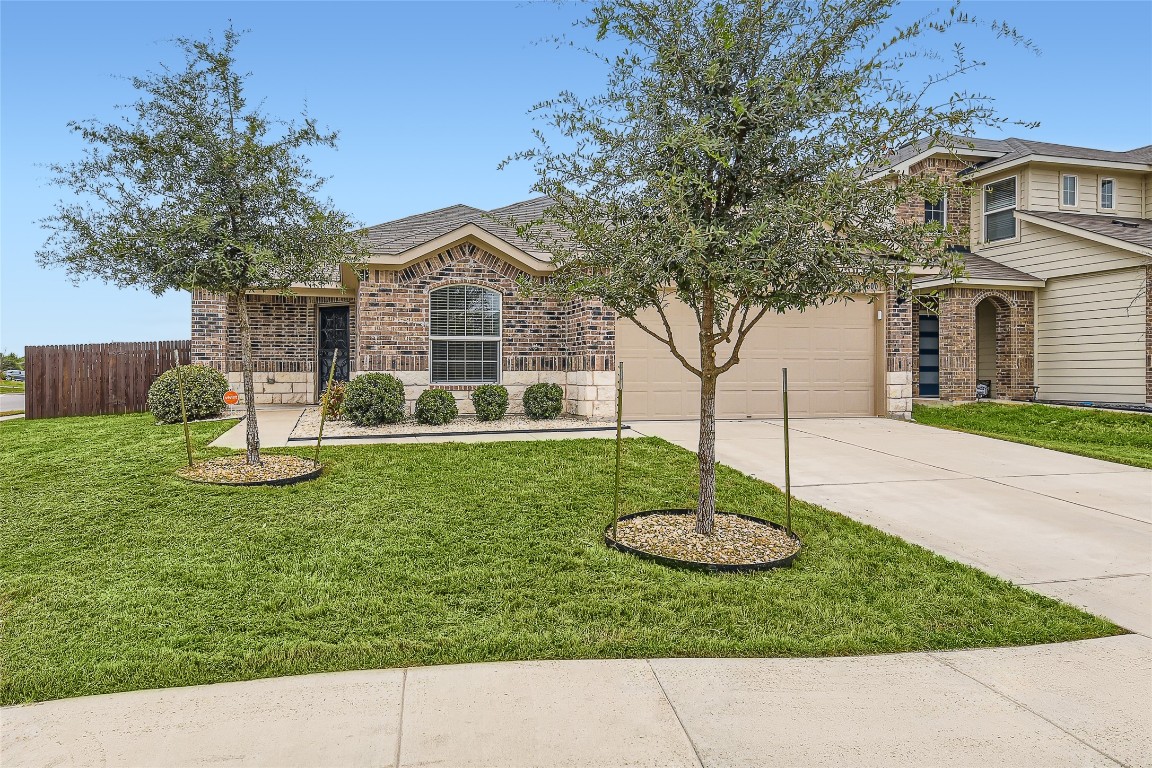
[0,380,24,393]
[0,413,1121,704]
[914,402,1152,469]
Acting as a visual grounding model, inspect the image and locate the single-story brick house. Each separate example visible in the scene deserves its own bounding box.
[191,138,1152,419]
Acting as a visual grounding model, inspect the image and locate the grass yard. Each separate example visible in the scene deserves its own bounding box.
[0,413,1122,704]
[0,380,24,393]
[914,402,1152,469]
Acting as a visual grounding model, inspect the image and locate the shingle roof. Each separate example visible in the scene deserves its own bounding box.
[873,135,1152,175]
[970,138,1152,173]
[913,252,1042,287]
[1018,210,1152,251]
[361,197,556,259]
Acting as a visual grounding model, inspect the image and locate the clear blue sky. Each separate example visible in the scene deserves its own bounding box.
[2,1,1150,353]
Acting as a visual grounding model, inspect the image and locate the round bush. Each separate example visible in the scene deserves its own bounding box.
[415,388,459,425]
[342,373,406,426]
[471,384,509,422]
[523,382,564,420]
[147,365,228,424]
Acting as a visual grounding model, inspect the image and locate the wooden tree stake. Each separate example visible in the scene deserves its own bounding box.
[175,349,193,467]
[314,348,339,465]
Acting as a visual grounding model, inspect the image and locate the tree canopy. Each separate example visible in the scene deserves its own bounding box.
[510,0,1032,532]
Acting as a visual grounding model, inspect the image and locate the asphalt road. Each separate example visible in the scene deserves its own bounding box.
[1,392,26,412]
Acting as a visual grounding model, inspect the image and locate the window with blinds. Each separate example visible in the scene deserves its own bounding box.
[983,177,1017,242]
[429,285,501,383]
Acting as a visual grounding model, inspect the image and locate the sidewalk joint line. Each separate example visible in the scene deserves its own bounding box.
[646,660,705,768]
[926,652,1129,767]
[393,668,407,768]
[1018,572,1150,586]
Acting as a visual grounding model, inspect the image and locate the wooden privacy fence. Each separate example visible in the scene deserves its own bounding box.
[25,340,191,419]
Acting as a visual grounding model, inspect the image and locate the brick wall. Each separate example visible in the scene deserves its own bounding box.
[190,291,356,404]
[938,288,1035,401]
[893,157,973,248]
[1146,266,1151,405]
[355,241,616,417]
[883,288,914,418]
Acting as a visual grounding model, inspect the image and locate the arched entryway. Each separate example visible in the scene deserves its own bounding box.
[974,296,1007,398]
[936,288,1035,401]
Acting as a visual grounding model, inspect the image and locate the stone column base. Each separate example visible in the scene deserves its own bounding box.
[886,371,913,419]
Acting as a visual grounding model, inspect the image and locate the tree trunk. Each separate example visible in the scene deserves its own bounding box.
[695,370,718,535]
[695,286,718,535]
[235,292,261,466]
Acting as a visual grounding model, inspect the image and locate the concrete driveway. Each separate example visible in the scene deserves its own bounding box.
[633,418,1152,635]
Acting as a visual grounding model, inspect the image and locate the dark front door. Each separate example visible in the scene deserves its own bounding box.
[918,314,940,397]
[318,306,350,390]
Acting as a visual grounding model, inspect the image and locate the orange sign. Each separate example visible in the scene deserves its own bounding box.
[223,390,239,405]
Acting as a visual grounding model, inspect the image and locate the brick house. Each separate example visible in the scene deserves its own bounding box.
[191,139,1152,419]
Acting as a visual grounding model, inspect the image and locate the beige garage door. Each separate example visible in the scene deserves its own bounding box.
[617,298,880,419]
[1036,268,1147,404]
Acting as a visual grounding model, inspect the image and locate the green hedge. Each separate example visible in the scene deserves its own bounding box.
[523,382,564,420]
[147,365,228,424]
[415,388,458,425]
[471,385,509,421]
[343,374,405,426]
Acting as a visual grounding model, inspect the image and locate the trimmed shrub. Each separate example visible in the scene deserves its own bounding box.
[471,384,509,422]
[320,381,347,419]
[147,365,228,424]
[342,373,405,426]
[415,388,458,425]
[523,382,564,420]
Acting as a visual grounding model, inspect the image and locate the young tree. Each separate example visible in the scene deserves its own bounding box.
[38,28,366,465]
[511,0,1031,534]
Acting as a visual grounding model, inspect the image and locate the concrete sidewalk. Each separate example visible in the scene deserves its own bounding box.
[4,636,1148,768]
[633,418,1152,636]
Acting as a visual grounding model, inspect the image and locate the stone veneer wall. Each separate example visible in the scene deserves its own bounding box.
[938,288,1035,401]
[190,290,357,404]
[355,242,616,418]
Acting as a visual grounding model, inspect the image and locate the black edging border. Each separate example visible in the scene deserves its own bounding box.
[604,508,802,573]
[286,424,627,442]
[180,461,323,487]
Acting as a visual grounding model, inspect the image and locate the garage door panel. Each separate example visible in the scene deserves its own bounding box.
[619,298,878,419]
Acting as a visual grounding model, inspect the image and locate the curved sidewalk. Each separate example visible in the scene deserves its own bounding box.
[4,635,1149,768]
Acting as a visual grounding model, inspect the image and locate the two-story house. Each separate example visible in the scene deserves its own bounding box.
[876,137,1151,409]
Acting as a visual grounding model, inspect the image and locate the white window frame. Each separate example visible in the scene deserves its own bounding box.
[428,284,502,385]
[1099,178,1116,211]
[1061,173,1078,208]
[924,192,948,226]
[983,176,1018,244]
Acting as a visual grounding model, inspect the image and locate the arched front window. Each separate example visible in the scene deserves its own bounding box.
[429,285,501,383]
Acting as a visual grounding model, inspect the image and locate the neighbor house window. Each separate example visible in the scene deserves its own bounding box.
[429,285,501,383]
[1061,174,1078,207]
[924,194,947,225]
[1100,178,1115,210]
[983,177,1017,242]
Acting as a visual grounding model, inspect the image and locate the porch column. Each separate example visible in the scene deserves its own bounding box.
[884,289,914,418]
[939,290,977,401]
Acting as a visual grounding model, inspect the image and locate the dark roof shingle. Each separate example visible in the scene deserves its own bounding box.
[1018,210,1152,251]
[361,197,555,259]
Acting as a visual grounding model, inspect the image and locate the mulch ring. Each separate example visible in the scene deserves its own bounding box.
[178,454,321,486]
[610,510,800,568]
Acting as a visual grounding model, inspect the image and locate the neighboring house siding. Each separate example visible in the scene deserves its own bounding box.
[1034,268,1147,404]
[978,221,1148,279]
[1026,166,1145,216]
